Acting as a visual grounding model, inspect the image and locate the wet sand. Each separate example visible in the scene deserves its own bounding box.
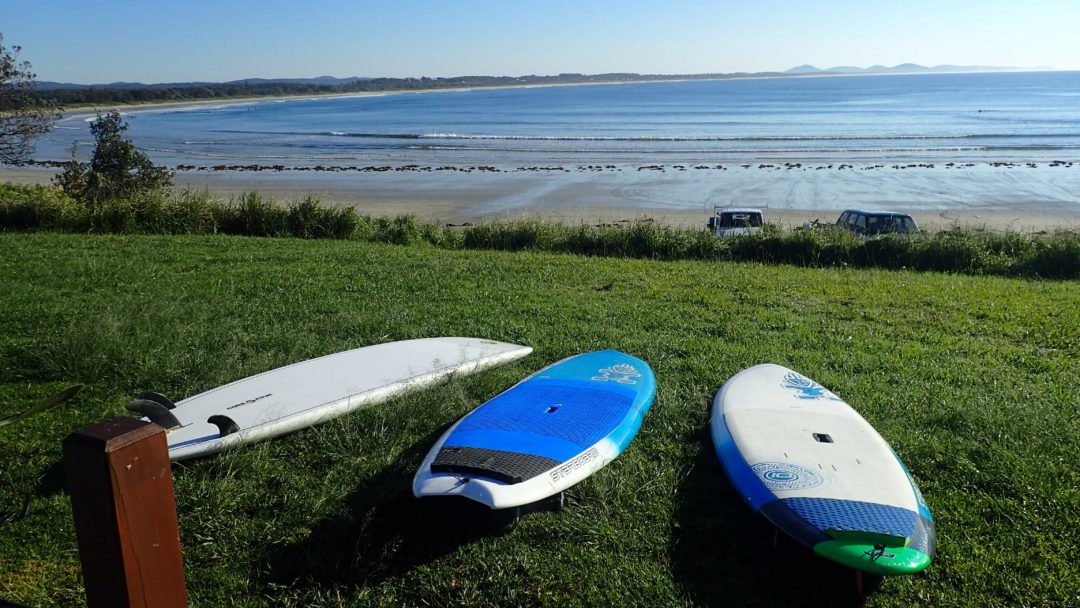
[4,161,1080,233]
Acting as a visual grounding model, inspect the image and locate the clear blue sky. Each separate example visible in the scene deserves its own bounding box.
[6,0,1079,83]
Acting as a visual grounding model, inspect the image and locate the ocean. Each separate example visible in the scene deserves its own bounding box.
[40,71,1080,168]
[24,71,1080,226]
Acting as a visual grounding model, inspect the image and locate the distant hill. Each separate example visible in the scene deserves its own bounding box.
[784,63,1034,76]
[784,64,824,74]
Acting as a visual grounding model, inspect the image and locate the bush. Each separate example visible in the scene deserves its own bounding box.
[286,196,360,239]
[53,112,174,204]
[169,189,220,234]
[1021,234,1080,279]
[217,192,288,237]
[371,214,423,245]
[2,182,1079,280]
[0,183,77,231]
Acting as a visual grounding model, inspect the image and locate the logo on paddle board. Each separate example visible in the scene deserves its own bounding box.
[864,546,897,562]
[550,447,599,482]
[751,462,825,491]
[592,363,641,385]
[782,372,842,402]
[226,393,272,410]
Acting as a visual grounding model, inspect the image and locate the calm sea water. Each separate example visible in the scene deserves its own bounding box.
[41,71,1080,167]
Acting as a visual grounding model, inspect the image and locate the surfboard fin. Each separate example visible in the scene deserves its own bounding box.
[139,391,177,410]
[126,398,182,430]
[207,415,239,437]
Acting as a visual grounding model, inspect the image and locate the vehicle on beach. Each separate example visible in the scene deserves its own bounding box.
[708,207,765,238]
[835,209,919,237]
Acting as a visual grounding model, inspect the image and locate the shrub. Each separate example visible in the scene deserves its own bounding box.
[168,189,220,234]
[217,192,288,237]
[858,234,915,270]
[0,183,77,231]
[53,112,174,204]
[2,183,1079,280]
[285,197,360,239]
[372,214,423,245]
[1021,233,1080,279]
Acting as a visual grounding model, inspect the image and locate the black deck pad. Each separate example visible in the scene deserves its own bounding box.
[431,446,561,484]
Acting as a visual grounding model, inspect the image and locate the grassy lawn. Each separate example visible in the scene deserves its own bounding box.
[0,233,1077,607]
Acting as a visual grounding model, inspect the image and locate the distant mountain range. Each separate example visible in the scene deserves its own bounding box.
[783,63,1038,75]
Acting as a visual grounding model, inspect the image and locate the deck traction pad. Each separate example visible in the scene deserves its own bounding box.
[431,446,561,484]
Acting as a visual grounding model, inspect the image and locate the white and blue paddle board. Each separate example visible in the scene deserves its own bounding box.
[128,337,532,461]
[711,364,934,575]
[413,350,657,509]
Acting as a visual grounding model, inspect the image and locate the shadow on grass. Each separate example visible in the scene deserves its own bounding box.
[265,429,518,591]
[671,428,880,608]
[0,459,64,526]
[33,460,67,500]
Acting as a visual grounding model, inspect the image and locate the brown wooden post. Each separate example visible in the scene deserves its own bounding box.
[64,417,187,608]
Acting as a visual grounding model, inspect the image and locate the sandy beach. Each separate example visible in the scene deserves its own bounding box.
[5,160,1080,233]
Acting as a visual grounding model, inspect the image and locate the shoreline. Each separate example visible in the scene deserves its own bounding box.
[4,163,1078,233]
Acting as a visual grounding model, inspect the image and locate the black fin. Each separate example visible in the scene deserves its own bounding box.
[138,391,177,410]
[207,415,239,437]
[126,398,182,430]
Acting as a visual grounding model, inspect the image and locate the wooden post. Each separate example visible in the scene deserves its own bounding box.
[64,417,187,608]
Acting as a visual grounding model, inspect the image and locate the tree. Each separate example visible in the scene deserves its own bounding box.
[54,111,173,202]
[0,34,61,165]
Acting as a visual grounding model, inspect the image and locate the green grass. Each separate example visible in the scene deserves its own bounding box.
[0,233,1077,607]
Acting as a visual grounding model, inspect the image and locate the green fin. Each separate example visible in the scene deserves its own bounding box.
[814,539,932,575]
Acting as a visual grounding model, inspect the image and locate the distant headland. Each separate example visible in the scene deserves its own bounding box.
[29,63,1050,109]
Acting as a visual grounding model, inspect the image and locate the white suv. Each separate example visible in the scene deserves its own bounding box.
[709,208,765,238]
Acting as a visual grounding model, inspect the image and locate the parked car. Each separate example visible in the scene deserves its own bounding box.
[835,209,919,237]
[708,207,765,238]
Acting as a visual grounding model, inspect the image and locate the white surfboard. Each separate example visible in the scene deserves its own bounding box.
[711,364,934,575]
[128,337,532,461]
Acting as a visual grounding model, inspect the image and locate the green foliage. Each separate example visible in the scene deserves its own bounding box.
[215,191,287,236]
[0,35,62,165]
[53,111,174,203]
[1021,233,1080,279]
[286,195,359,239]
[458,220,1080,279]
[1,233,1077,606]
[370,214,424,245]
[3,182,1080,279]
[0,183,78,230]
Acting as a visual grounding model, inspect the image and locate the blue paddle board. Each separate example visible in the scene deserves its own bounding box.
[413,350,657,509]
[711,364,935,575]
